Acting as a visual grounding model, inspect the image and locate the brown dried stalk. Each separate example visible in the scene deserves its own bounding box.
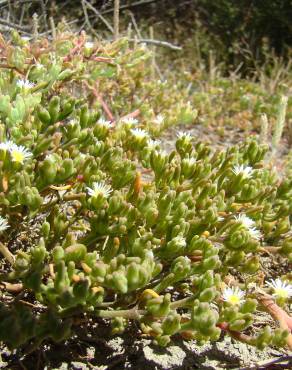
[113,0,120,40]
[0,242,15,265]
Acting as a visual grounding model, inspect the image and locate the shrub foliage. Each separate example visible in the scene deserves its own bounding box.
[0,31,291,351]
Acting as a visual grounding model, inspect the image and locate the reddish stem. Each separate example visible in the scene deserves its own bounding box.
[91,56,114,63]
[258,293,292,349]
[83,81,114,121]
[119,108,140,122]
[217,322,253,345]
[63,33,86,63]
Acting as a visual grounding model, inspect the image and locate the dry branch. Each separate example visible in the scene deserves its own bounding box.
[82,0,114,34]
[101,0,158,15]
[129,38,182,51]
[113,0,120,40]
[0,17,30,32]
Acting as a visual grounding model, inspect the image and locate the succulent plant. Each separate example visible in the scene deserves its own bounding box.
[0,31,291,352]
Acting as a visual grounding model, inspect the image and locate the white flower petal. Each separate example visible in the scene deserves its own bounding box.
[35,63,44,69]
[97,118,111,129]
[147,139,161,149]
[154,114,164,125]
[120,117,139,126]
[0,216,9,232]
[232,164,253,178]
[10,144,32,163]
[85,41,94,49]
[0,141,15,151]
[234,214,261,240]
[266,278,292,299]
[86,181,112,198]
[130,128,149,140]
[222,286,245,305]
[177,131,192,141]
[183,157,196,166]
[248,227,262,240]
[234,214,255,229]
[16,79,35,89]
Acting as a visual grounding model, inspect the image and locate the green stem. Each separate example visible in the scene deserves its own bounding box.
[170,295,196,309]
[63,193,86,201]
[94,295,197,320]
[96,308,145,320]
[154,273,175,294]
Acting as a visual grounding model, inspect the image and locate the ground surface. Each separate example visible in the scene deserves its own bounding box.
[0,328,289,370]
[0,124,291,370]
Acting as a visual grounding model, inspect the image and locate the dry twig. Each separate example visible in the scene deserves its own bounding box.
[0,241,15,265]
[82,0,114,34]
[0,17,30,32]
[128,37,182,51]
[113,0,120,40]
[101,0,158,15]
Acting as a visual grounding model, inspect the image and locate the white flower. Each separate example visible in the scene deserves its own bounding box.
[85,41,94,49]
[21,36,30,42]
[0,216,9,232]
[234,214,255,229]
[235,214,261,240]
[0,141,15,152]
[152,149,168,162]
[183,157,196,166]
[67,119,77,127]
[10,144,32,163]
[86,181,112,198]
[97,118,111,129]
[147,139,161,149]
[177,131,192,141]
[234,214,261,240]
[266,278,292,299]
[16,79,35,89]
[35,63,44,70]
[78,153,87,160]
[157,79,167,85]
[232,164,253,178]
[154,114,164,125]
[145,250,154,259]
[45,153,57,162]
[248,227,262,240]
[121,117,139,126]
[0,141,32,163]
[130,128,149,140]
[222,286,245,305]
[173,235,186,247]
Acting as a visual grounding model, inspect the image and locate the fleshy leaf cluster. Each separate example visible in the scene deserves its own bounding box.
[0,31,291,351]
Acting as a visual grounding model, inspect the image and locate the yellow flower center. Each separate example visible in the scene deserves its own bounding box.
[274,288,288,299]
[228,295,240,305]
[93,190,102,197]
[11,150,24,163]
